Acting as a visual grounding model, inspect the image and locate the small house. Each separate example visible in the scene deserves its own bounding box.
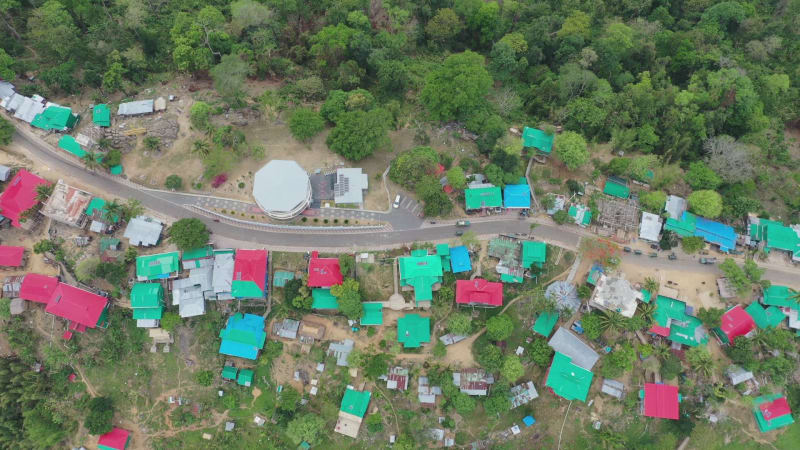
[93,104,111,127]
[521,127,554,155]
[232,249,268,299]
[503,183,531,209]
[449,245,472,274]
[237,369,254,387]
[453,368,494,396]
[398,250,443,305]
[97,427,131,450]
[117,99,154,116]
[548,327,599,370]
[455,278,503,307]
[334,387,371,438]
[417,376,442,407]
[40,180,92,228]
[307,251,343,288]
[753,395,794,432]
[588,274,644,318]
[397,314,431,348]
[171,263,213,319]
[0,245,25,268]
[135,252,180,281]
[333,168,368,207]
[545,352,594,402]
[639,212,663,243]
[601,379,625,400]
[44,282,110,333]
[273,318,300,340]
[465,186,502,211]
[19,273,59,303]
[327,339,354,366]
[360,302,383,326]
[509,381,539,409]
[384,367,409,391]
[130,283,164,328]
[30,106,79,131]
[642,383,680,420]
[0,169,50,228]
[568,204,592,227]
[124,216,164,247]
[726,365,755,386]
[218,313,267,360]
[298,320,325,343]
[713,305,755,345]
[311,288,339,311]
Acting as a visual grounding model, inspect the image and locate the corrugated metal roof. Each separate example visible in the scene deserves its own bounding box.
[124,216,163,247]
[547,327,599,370]
[334,168,368,205]
[117,99,154,115]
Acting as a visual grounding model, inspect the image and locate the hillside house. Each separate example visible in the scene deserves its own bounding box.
[588,274,644,318]
[521,127,554,155]
[30,106,79,131]
[307,251,343,288]
[748,216,800,262]
[642,383,680,420]
[453,368,494,396]
[19,273,59,303]
[232,249,268,299]
[548,327,599,370]
[545,352,594,402]
[328,339,354,366]
[97,427,131,450]
[397,314,431,348]
[218,313,267,360]
[124,216,163,247]
[0,245,25,268]
[136,252,180,281]
[713,305,756,345]
[417,376,442,407]
[0,169,50,228]
[753,395,794,432]
[455,278,503,307]
[398,250,443,305]
[664,211,737,253]
[335,387,371,438]
[648,295,709,347]
[40,180,92,228]
[130,283,164,328]
[172,264,213,318]
[44,282,110,334]
[509,381,539,408]
[360,302,384,326]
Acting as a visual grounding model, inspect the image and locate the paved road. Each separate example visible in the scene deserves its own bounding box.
[10,127,800,287]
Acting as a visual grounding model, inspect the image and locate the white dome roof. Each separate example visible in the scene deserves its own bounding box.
[252,160,311,217]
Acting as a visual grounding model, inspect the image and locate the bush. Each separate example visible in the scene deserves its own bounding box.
[195,370,214,386]
[211,174,227,188]
[553,209,570,225]
[288,108,325,142]
[165,175,183,190]
[681,236,705,254]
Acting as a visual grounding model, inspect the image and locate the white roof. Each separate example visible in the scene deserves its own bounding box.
[639,211,663,242]
[212,251,235,297]
[548,327,599,370]
[124,216,163,246]
[726,365,754,385]
[589,273,643,318]
[665,195,686,220]
[136,319,159,328]
[118,99,154,115]
[173,265,213,317]
[12,95,46,123]
[0,81,14,101]
[0,165,11,181]
[252,160,311,214]
[334,168,368,205]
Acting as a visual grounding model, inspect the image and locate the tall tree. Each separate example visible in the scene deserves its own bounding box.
[326,109,390,161]
[168,218,210,251]
[420,51,492,121]
[554,131,589,170]
[688,190,723,218]
[27,1,80,59]
[210,54,252,106]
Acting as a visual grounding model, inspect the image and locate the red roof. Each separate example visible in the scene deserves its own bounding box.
[443,185,454,194]
[435,164,445,175]
[307,251,343,288]
[98,427,130,450]
[455,279,503,307]
[0,245,25,266]
[760,397,792,420]
[0,169,50,227]
[44,283,108,329]
[233,249,268,292]
[643,383,679,420]
[718,305,755,344]
[649,324,670,337]
[19,273,59,304]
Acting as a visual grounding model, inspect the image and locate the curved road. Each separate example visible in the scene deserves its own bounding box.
[9,127,800,287]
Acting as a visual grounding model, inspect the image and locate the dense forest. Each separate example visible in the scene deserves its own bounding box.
[2,0,800,221]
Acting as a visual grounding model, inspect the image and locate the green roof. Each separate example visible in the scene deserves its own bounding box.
[753,394,795,432]
[93,104,111,127]
[762,285,798,310]
[273,271,295,288]
[465,186,503,210]
[31,106,78,130]
[99,238,120,252]
[436,243,451,272]
[182,246,213,261]
[603,178,630,199]
[58,135,87,158]
[545,352,594,402]
[501,273,523,283]
[136,252,180,280]
[522,241,546,269]
[587,267,603,286]
[237,368,254,386]
[522,127,554,154]
[85,197,120,223]
[664,212,698,238]
[110,165,123,175]
[745,302,785,329]
[221,365,238,380]
[568,205,591,226]
[311,288,339,310]
[652,295,708,347]
[130,283,164,308]
[532,311,558,337]
[397,313,431,348]
[132,306,164,320]
[360,303,384,326]
[641,289,652,304]
[340,388,371,418]
[399,253,443,302]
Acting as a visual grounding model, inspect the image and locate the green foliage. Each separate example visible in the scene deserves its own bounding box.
[84,397,114,435]
[484,385,511,416]
[195,370,214,386]
[288,108,325,142]
[526,337,554,367]
[330,278,362,320]
[416,175,453,217]
[287,413,325,444]
[0,116,13,146]
[719,259,751,296]
[447,312,472,336]
[160,312,181,332]
[190,101,212,131]
[581,313,604,340]
[686,347,714,378]
[278,386,300,413]
[364,354,389,380]
[743,259,764,283]
[420,51,492,121]
[681,236,705,254]
[168,218,210,251]
[425,8,463,46]
[554,131,589,170]
[725,338,758,371]
[552,209,570,225]
[27,1,79,59]
[639,190,667,213]
[433,341,447,358]
[326,109,390,161]
[165,175,183,190]
[685,162,722,190]
[452,393,476,416]
[697,307,724,329]
[338,254,355,278]
[474,338,503,372]
[660,354,683,380]
[485,313,513,341]
[688,190,723,218]
[446,166,467,191]
[600,344,636,378]
[389,146,440,189]
[0,49,14,81]
[500,355,524,382]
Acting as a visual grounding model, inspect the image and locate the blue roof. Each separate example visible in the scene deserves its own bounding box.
[450,246,472,273]
[503,184,531,208]
[694,214,737,253]
[523,416,536,427]
[218,313,267,360]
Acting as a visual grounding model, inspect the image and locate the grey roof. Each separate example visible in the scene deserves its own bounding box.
[665,195,686,220]
[89,220,107,233]
[509,381,538,408]
[212,251,235,298]
[726,365,754,385]
[0,165,11,182]
[639,211,663,242]
[334,168,368,205]
[252,160,311,214]
[588,274,643,318]
[136,319,159,328]
[172,265,213,318]
[439,333,467,345]
[274,318,300,339]
[545,281,580,314]
[547,195,566,215]
[11,94,46,123]
[548,327,600,370]
[418,376,441,404]
[601,379,625,399]
[117,99,154,115]
[0,81,14,100]
[123,216,163,246]
[328,339,354,366]
[9,298,26,315]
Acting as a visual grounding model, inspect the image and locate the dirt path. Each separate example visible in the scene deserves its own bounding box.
[73,364,99,397]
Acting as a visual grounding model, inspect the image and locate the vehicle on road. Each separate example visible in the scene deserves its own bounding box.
[650,244,660,250]
[456,220,471,227]
[649,252,658,258]
[455,231,464,236]
[571,321,584,334]
[634,249,643,255]
[699,257,717,264]
[429,221,436,224]
[623,247,632,253]
[669,253,677,260]
[393,195,401,208]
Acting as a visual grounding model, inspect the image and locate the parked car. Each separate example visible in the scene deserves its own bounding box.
[393,195,401,208]
[649,252,658,258]
[699,257,717,264]
[668,253,677,260]
[456,220,471,227]
[623,247,632,253]
[634,249,643,255]
[650,244,660,250]
[455,231,464,236]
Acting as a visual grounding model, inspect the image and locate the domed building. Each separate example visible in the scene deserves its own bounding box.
[252,160,312,219]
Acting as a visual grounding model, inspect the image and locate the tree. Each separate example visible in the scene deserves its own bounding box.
[475,340,503,372]
[288,108,325,142]
[601,344,635,378]
[121,199,144,222]
[553,209,570,225]
[376,59,409,96]
[486,314,513,341]
[484,388,511,416]
[278,386,300,413]
[581,313,605,340]
[168,218,210,251]
[743,259,764,283]
[433,341,447,358]
[684,162,722,190]
[229,0,271,36]
[446,166,467,191]
[365,413,383,433]
[501,355,524,382]
[389,146,439,189]
[681,236,705,254]
[697,307,724,329]
[416,175,453,217]
[688,190,723,218]
[102,51,126,93]
[420,51,492,121]
[554,131,589,170]
[85,397,114,435]
[447,312,472,336]
[644,277,659,294]
[82,152,102,172]
[210,55,251,106]
[425,8,463,46]
[0,116,13,146]
[338,254,354,278]
[452,393,476,415]
[659,230,679,250]
[527,337,554,367]
[190,102,212,131]
[0,49,13,81]
[661,354,683,380]
[165,175,183,190]
[719,259,751,296]
[704,136,754,184]
[160,312,181,332]
[192,140,211,157]
[330,278,362,320]
[686,347,714,378]
[639,190,667,213]
[326,109,390,161]
[195,370,213,386]
[364,354,389,380]
[27,1,79,59]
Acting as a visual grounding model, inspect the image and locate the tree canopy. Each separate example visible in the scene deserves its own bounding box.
[168,218,210,251]
[420,51,492,121]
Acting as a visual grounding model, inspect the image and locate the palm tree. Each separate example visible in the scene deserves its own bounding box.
[192,139,211,157]
[652,343,671,361]
[635,302,656,323]
[643,277,659,293]
[122,199,144,222]
[598,310,625,332]
[35,184,54,202]
[143,136,160,152]
[791,289,800,308]
[594,429,625,449]
[82,152,102,172]
[104,199,123,222]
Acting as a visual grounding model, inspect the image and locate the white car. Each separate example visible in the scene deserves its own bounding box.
[393,195,401,208]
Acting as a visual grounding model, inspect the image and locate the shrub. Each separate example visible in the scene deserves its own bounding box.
[289,107,325,142]
[211,174,227,188]
[165,175,183,190]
